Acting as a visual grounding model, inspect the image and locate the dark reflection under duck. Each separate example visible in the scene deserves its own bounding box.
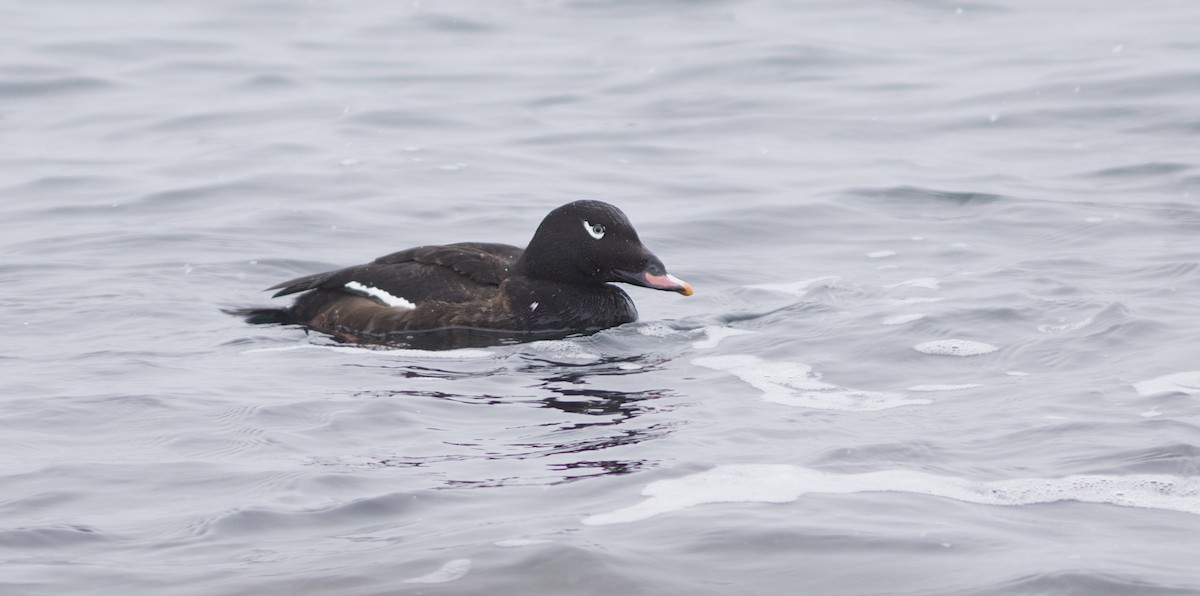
[317,353,680,486]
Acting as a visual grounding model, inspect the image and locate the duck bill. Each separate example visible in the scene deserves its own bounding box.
[612,268,694,296]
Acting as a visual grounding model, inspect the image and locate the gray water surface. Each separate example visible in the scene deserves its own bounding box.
[4,1,1200,594]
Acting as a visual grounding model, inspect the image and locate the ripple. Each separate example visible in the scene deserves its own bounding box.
[994,571,1200,595]
[748,277,841,296]
[845,186,1006,206]
[882,313,926,325]
[0,77,113,98]
[0,525,110,549]
[884,297,945,305]
[693,354,930,411]
[885,277,940,290]
[402,558,472,584]
[907,384,982,392]
[1087,162,1192,179]
[691,326,754,349]
[1037,316,1094,334]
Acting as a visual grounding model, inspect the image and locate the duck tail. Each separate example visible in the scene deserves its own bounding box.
[224,306,294,325]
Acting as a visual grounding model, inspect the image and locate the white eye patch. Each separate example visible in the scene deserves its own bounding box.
[583,220,606,240]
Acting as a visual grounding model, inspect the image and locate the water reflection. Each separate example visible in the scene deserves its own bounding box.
[548,459,645,482]
[234,315,601,351]
[323,355,680,487]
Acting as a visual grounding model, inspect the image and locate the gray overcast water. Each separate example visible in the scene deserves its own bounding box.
[3,0,1200,594]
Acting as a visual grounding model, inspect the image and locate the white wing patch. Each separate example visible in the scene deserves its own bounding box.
[344,281,416,309]
[530,301,540,311]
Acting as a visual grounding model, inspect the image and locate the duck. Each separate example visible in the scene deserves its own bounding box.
[235,200,692,345]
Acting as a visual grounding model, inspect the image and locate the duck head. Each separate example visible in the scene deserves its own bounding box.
[518,200,693,296]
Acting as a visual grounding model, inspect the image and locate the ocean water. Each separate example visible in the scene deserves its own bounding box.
[3,0,1200,593]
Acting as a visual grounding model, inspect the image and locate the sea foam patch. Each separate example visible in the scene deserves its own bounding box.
[913,340,997,356]
[525,339,600,362]
[692,355,930,411]
[1133,372,1200,397]
[582,464,1200,525]
[637,322,676,338]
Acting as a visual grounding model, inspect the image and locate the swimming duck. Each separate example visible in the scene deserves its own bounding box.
[237,200,692,344]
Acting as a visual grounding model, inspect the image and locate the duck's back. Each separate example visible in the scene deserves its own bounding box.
[270,242,522,305]
[260,242,522,338]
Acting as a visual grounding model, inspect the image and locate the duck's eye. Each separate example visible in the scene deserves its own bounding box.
[583,220,605,240]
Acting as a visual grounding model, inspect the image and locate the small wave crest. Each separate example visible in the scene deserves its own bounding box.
[913,339,998,356]
[1134,371,1200,396]
[584,464,1200,525]
[402,558,471,584]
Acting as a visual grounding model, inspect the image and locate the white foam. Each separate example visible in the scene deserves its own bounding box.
[867,251,896,258]
[907,384,981,392]
[750,276,840,296]
[243,344,493,358]
[637,322,675,338]
[692,326,754,350]
[913,340,997,356]
[882,313,925,326]
[1037,317,1094,334]
[1133,372,1200,396]
[344,281,416,309]
[582,464,1200,525]
[526,340,600,361]
[402,559,471,584]
[692,355,930,411]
